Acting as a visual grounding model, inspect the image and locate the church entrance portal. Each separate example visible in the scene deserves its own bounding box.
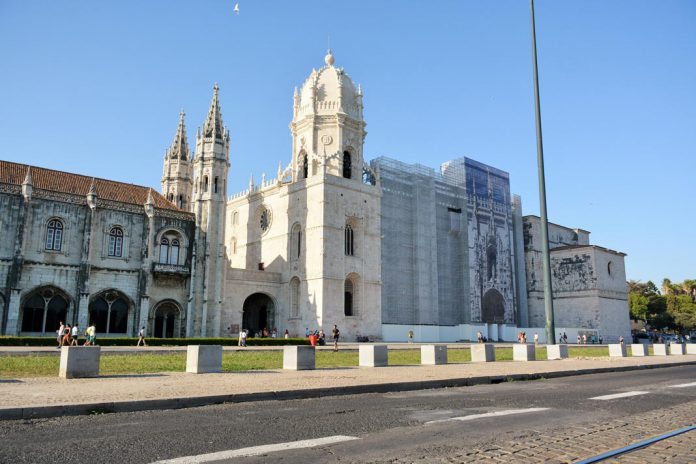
[481,289,505,323]
[242,293,275,336]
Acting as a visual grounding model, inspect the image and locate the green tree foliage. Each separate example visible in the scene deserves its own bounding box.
[629,278,696,331]
[665,294,696,331]
[628,293,649,321]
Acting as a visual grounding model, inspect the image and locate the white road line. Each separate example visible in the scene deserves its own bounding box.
[668,381,696,388]
[151,435,359,464]
[589,391,649,401]
[425,407,549,425]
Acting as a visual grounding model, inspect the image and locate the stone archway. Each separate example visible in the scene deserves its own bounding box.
[481,289,505,323]
[88,290,131,335]
[20,286,71,334]
[242,293,275,336]
[152,301,182,338]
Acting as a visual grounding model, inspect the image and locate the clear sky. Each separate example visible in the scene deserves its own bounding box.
[1,1,694,285]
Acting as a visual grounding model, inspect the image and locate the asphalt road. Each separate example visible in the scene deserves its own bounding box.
[1,365,694,463]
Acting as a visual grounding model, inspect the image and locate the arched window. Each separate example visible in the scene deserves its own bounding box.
[170,239,180,265]
[344,278,354,316]
[108,227,124,257]
[21,288,68,334]
[232,211,239,225]
[204,176,209,192]
[290,277,300,318]
[344,224,354,256]
[301,153,308,179]
[88,292,130,334]
[342,151,352,179]
[168,193,174,202]
[214,176,219,193]
[45,219,64,251]
[178,195,184,209]
[159,238,169,263]
[291,223,302,259]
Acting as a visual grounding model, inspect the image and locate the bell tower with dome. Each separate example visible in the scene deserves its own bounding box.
[290,49,366,182]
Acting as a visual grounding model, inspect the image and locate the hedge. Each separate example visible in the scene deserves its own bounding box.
[0,336,310,347]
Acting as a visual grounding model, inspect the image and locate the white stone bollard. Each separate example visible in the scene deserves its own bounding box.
[653,344,668,356]
[470,344,495,362]
[669,343,685,355]
[283,345,315,370]
[513,344,536,361]
[546,344,569,360]
[359,345,388,367]
[59,346,100,379]
[186,345,222,373]
[421,344,448,365]
[686,344,696,355]
[608,344,627,357]
[630,344,648,357]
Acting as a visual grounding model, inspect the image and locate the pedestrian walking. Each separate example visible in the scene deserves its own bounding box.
[86,324,97,346]
[577,335,581,344]
[137,326,147,347]
[284,329,289,339]
[408,329,414,343]
[239,329,247,347]
[477,331,483,343]
[57,321,65,349]
[62,324,72,347]
[332,324,340,352]
[71,324,80,346]
[534,333,539,346]
[582,334,587,344]
[619,335,625,345]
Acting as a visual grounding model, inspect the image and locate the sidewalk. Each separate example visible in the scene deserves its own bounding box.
[2,354,695,420]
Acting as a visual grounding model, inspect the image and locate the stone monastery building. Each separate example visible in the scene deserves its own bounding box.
[0,51,631,342]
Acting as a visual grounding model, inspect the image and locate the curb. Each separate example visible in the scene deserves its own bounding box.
[2,360,695,420]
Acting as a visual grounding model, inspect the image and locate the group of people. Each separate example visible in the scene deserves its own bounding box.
[56,321,97,348]
[304,325,341,351]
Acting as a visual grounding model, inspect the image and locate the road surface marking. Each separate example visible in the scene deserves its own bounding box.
[151,435,360,463]
[425,407,549,425]
[668,381,696,388]
[589,391,649,400]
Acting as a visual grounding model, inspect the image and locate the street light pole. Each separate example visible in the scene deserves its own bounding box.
[529,0,556,345]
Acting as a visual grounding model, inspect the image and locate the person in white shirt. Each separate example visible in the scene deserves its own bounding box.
[71,325,80,346]
[57,322,65,349]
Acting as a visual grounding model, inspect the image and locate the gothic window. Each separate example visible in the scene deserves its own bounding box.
[108,227,124,257]
[178,195,184,209]
[302,153,308,179]
[344,224,354,256]
[20,288,68,334]
[204,176,209,192]
[214,177,219,193]
[344,278,354,316]
[290,277,300,318]
[45,219,64,251]
[170,239,180,265]
[159,238,169,263]
[259,208,271,233]
[88,291,129,334]
[291,223,302,259]
[168,193,174,202]
[342,151,352,179]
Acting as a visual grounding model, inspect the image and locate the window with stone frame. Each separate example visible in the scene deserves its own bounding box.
[291,223,302,259]
[45,219,64,251]
[290,277,300,318]
[108,226,124,257]
[344,278,354,316]
[344,224,354,256]
[158,231,185,265]
[342,151,352,179]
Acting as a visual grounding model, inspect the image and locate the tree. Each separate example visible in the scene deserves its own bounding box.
[665,294,696,332]
[628,293,649,321]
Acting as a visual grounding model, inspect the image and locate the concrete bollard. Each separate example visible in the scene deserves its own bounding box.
[686,344,696,355]
[608,344,627,357]
[630,344,648,357]
[513,344,536,361]
[669,343,685,355]
[359,345,388,367]
[546,344,569,360]
[653,344,668,356]
[421,344,448,365]
[283,345,315,370]
[59,346,100,379]
[470,343,495,362]
[186,345,222,373]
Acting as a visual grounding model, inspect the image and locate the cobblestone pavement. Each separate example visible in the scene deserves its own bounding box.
[374,400,696,463]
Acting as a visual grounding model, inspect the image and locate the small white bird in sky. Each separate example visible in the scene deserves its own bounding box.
[233,2,240,15]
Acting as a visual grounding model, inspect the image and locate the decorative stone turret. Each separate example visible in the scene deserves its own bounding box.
[86,178,98,210]
[161,110,193,210]
[21,167,33,201]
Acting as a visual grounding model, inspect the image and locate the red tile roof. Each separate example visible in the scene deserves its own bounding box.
[0,159,185,212]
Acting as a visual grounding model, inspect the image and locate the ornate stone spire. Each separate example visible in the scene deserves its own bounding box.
[168,110,190,160]
[22,167,33,201]
[144,188,155,218]
[324,48,335,67]
[86,178,98,210]
[203,83,224,140]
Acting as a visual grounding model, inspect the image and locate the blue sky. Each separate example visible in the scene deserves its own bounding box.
[1,1,694,285]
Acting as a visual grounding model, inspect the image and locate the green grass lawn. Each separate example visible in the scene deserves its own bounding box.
[0,346,612,378]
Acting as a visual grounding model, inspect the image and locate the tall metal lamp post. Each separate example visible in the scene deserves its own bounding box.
[530,0,556,345]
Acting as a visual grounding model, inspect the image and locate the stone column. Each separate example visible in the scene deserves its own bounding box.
[5,289,22,335]
[77,292,90,329]
[139,296,150,334]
